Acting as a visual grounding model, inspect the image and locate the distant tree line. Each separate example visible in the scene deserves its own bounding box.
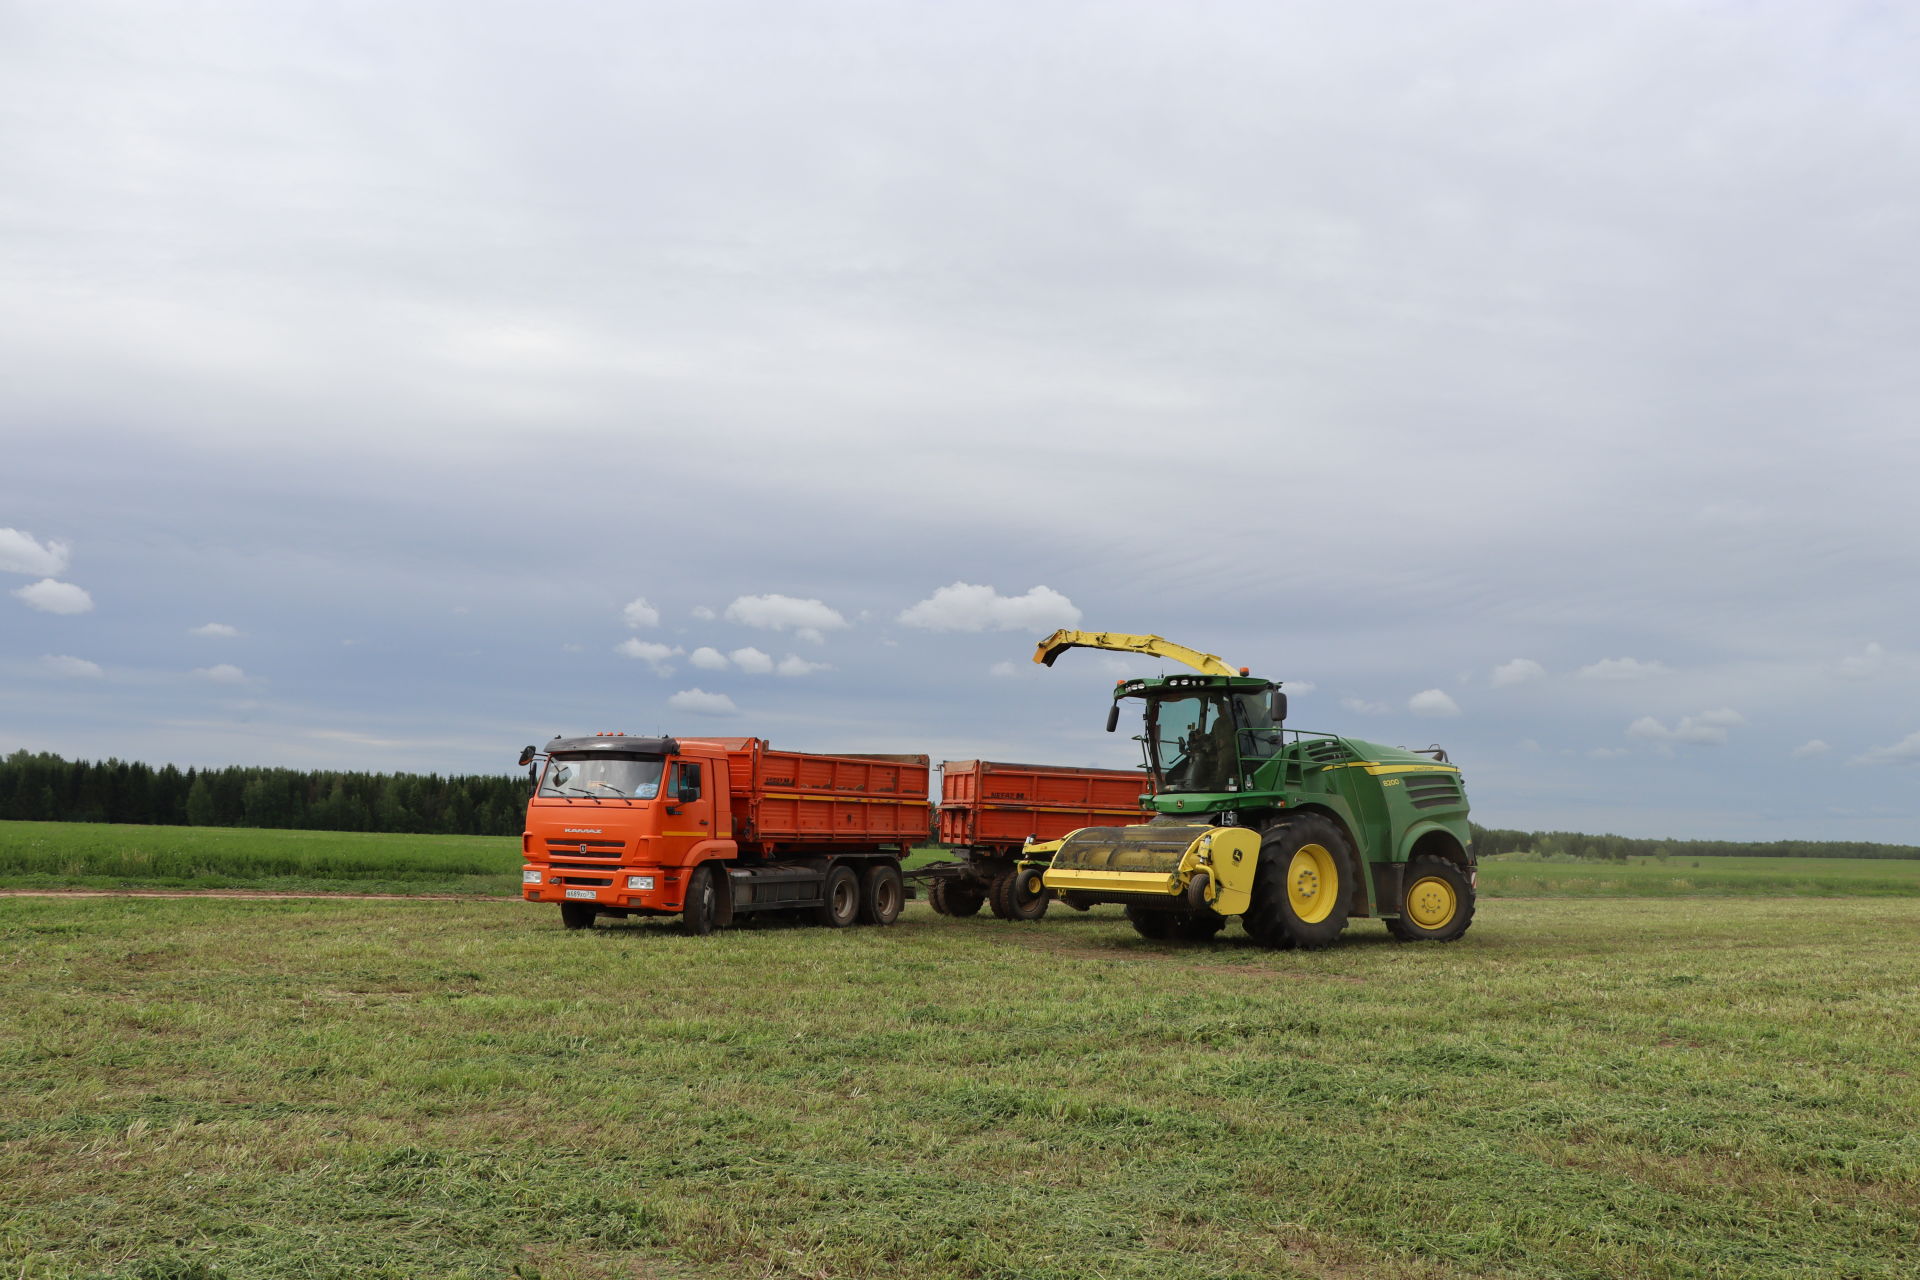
[1470,823,1920,862]
[0,750,525,836]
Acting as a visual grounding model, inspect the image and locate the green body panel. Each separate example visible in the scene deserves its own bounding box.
[1114,675,1474,889]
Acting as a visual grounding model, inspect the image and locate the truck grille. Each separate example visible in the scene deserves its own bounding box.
[544,839,623,858]
[1403,774,1464,809]
[557,876,613,887]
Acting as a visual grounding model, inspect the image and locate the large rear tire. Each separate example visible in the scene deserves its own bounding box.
[988,865,1051,921]
[559,903,597,931]
[815,864,860,928]
[681,864,719,936]
[859,863,905,926]
[927,877,986,917]
[1386,856,1475,942]
[1245,815,1356,950]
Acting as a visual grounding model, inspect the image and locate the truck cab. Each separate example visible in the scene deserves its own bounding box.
[520,734,737,926]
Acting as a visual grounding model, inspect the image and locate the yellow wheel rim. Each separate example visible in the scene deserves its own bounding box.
[1405,875,1457,930]
[1287,843,1339,924]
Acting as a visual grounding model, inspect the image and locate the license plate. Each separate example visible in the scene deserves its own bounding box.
[564,888,597,900]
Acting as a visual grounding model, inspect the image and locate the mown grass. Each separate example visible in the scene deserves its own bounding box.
[3,895,1916,1279]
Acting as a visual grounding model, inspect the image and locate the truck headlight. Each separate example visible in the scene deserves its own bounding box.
[522,871,542,884]
[627,875,655,891]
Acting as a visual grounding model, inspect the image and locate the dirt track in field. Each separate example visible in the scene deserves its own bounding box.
[0,889,511,902]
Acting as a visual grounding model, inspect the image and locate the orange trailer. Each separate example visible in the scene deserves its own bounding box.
[518,733,928,933]
[922,759,1149,921]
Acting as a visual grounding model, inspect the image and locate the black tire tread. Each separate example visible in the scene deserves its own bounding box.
[1387,855,1476,943]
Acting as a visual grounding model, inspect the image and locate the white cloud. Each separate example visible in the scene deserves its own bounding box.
[1408,689,1461,717]
[1341,697,1388,715]
[691,605,716,621]
[1833,642,1897,679]
[1791,739,1832,758]
[667,688,739,716]
[13,579,93,614]
[1284,681,1316,695]
[621,597,660,629]
[897,582,1081,633]
[777,654,831,677]
[724,594,848,644]
[190,622,241,638]
[1520,738,1543,752]
[989,660,1021,678]
[1491,658,1545,687]
[0,528,71,577]
[688,646,730,671]
[193,663,250,684]
[614,639,682,674]
[728,646,773,674]
[42,654,102,678]
[1851,731,1920,767]
[1626,709,1740,746]
[1578,657,1672,681]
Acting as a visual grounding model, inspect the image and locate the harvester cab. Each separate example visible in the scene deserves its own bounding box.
[1029,630,1477,948]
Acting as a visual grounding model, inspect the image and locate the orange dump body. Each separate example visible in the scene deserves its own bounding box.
[695,737,931,853]
[937,759,1149,852]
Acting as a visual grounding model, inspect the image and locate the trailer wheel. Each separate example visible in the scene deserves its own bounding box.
[1385,856,1475,942]
[682,864,719,936]
[816,864,860,928]
[927,878,985,917]
[859,863,905,926]
[559,903,597,931]
[989,866,1051,921]
[1245,815,1354,950]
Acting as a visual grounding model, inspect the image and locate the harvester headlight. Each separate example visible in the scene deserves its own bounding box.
[522,871,542,884]
[627,875,655,891]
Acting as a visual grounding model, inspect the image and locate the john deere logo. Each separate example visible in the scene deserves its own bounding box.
[1232,848,1244,863]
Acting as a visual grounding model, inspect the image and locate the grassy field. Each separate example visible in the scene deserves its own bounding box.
[1476,853,1920,898]
[4,893,1916,1280]
[6,821,1920,902]
[0,820,521,896]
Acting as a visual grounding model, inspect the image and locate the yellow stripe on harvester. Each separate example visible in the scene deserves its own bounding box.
[1314,762,1460,776]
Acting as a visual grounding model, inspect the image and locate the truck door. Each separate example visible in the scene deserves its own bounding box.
[667,758,714,839]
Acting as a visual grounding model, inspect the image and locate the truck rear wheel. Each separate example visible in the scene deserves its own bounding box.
[1245,815,1355,950]
[816,864,860,928]
[1386,856,1475,942]
[927,877,986,917]
[682,864,719,936]
[859,863,904,926]
[559,903,597,931]
[988,866,1051,921]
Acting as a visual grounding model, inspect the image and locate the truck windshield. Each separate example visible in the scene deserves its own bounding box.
[539,754,664,799]
[1144,692,1281,792]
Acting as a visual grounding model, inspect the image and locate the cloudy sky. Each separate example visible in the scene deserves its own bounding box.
[2,1,1916,841]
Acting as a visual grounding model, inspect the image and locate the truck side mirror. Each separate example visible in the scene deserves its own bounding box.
[1105,703,1120,733]
[518,745,536,766]
[526,763,538,793]
[1270,690,1288,724]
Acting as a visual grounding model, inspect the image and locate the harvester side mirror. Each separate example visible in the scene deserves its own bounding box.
[518,745,537,766]
[1105,703,1120,733]
[1270,690,1288,724]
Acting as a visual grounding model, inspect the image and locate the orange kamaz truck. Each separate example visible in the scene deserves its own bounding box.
[517,733,928,933]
